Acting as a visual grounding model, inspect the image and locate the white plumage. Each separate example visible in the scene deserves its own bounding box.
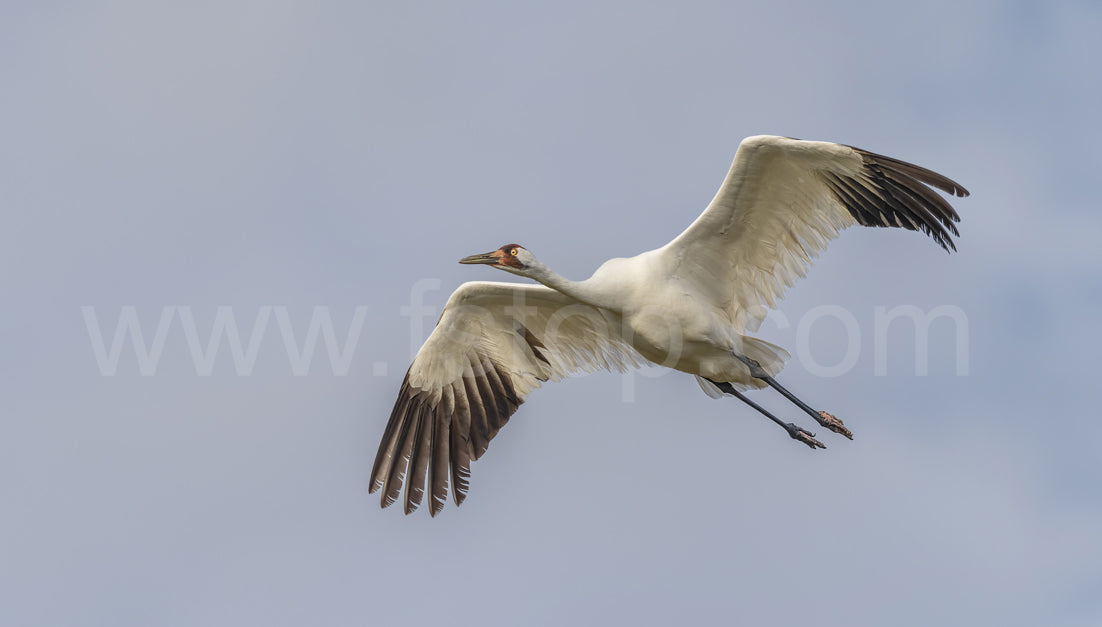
[371,135,969,515]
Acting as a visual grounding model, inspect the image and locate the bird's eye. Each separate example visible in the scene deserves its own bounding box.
[509,248,518,256]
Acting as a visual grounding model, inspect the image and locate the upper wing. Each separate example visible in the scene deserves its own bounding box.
[661,136,969,332]
[369,281,644,516]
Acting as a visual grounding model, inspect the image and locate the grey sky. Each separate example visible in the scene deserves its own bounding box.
[4,2,1102,625]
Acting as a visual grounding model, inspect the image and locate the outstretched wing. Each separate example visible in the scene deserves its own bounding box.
[661,135,969,332]
[369,281,644,516]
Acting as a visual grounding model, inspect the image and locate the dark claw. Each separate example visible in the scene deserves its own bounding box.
[817,411,853,440]
[786,423,825,449]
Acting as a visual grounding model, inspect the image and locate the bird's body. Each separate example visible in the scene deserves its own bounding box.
[560,249,780,387]
[371,135,969,515]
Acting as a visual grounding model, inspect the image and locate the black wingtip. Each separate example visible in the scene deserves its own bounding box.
[372,347,529,516]
[823,145,968,253]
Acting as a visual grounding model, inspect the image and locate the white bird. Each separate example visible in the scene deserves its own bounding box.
[370,135,968,516]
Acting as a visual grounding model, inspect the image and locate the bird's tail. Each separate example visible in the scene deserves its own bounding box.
[695,337,790,397]
[742,336,789,377]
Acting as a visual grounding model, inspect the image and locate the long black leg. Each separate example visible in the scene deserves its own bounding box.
[733,353,853,439]
[706,379,824,450]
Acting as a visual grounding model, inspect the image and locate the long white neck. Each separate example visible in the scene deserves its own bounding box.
[524,261,617,310]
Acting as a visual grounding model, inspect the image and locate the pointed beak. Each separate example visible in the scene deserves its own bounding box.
[458,251,502,265]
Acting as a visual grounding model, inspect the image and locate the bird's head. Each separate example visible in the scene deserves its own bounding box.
[459,243,538,277]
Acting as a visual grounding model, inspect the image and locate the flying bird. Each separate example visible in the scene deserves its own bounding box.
[370,135,969,516]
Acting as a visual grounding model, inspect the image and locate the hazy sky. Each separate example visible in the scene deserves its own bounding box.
[5,2,1102,626]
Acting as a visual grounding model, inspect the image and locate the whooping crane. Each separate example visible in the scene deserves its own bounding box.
[370,135,969,516]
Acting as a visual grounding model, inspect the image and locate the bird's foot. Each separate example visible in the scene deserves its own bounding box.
[816,411,853,440]
[785,423,825,450]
